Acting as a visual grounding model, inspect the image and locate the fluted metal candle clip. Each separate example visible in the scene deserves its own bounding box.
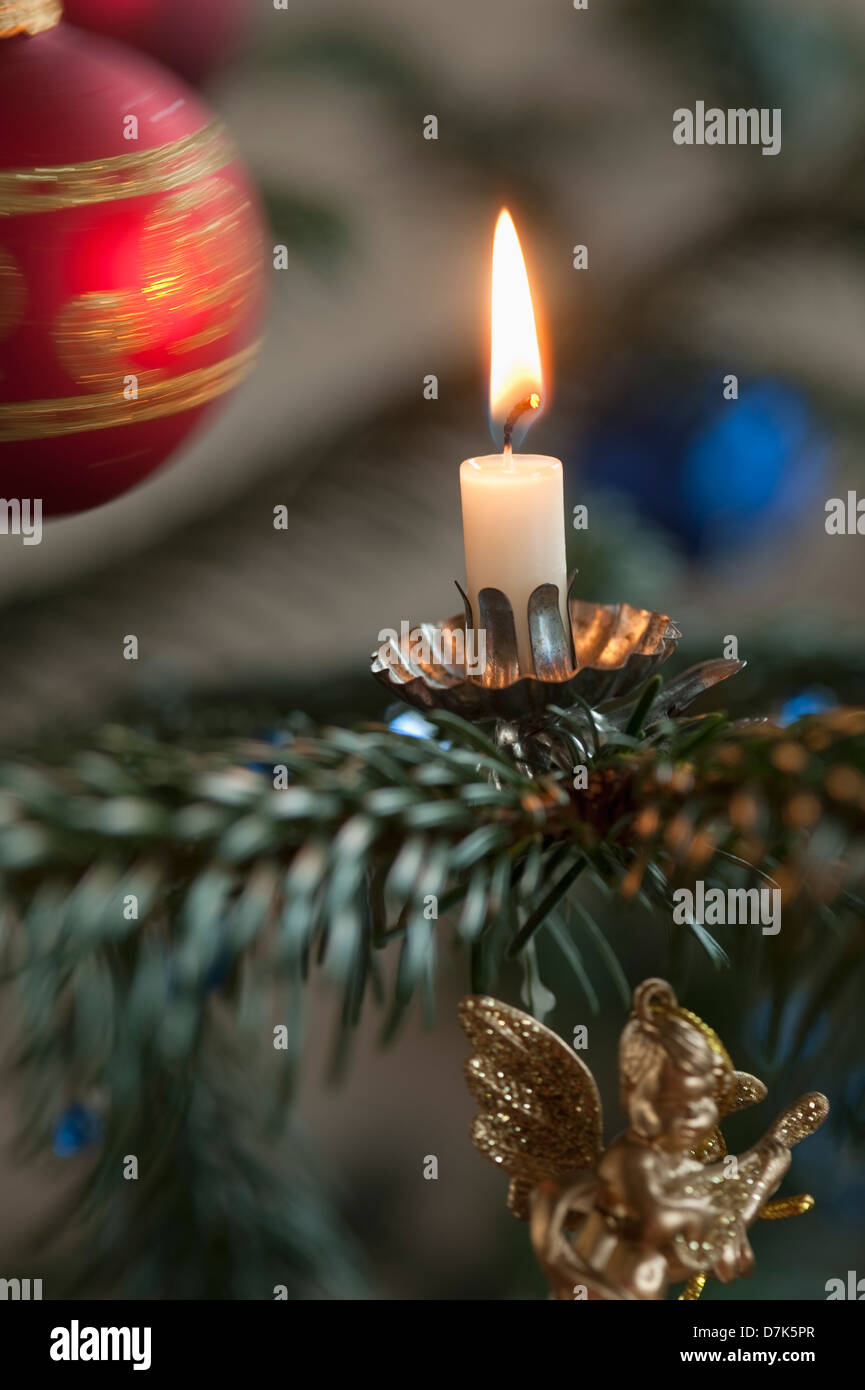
[371,571,687,724]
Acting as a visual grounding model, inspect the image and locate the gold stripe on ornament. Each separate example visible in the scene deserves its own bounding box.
[0,0,61,38]
[0,121,236,216]
[0,340,260,441]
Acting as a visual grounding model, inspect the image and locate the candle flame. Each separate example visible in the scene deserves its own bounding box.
[489,209,544,448]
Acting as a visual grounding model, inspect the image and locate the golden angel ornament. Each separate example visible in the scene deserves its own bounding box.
[459,979,828,1300]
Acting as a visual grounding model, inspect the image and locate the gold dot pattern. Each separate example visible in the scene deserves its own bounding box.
[141,177,263,356]
[52,177,261,401]
[55,290,155,394]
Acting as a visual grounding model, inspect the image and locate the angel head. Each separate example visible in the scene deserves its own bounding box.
[619,979,735,1153]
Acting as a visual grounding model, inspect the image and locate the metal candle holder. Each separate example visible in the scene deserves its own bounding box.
[372,572,683,723]
[372,572,744,779]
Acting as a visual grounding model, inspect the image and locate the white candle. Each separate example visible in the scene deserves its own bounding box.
[460,453,568,675]
[460,209,569,676]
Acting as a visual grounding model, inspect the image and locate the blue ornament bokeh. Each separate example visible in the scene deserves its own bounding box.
[580,373,827,558]
[52,1103,103,1158]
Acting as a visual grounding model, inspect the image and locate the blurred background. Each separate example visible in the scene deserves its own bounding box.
[3,0,865,1299]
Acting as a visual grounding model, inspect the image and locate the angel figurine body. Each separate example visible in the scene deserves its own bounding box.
[459,978,828,1300]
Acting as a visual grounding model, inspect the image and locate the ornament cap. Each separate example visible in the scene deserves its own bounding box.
[0,0,61,39]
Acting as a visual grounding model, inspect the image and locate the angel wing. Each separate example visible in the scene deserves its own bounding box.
[458,995,603,1220]
[691,1069,768,1163]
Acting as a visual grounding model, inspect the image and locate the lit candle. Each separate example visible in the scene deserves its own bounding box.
[460,209,568,677]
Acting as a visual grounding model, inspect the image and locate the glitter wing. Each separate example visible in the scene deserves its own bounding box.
[691,1069,768,1163]
[459,995,603,1220]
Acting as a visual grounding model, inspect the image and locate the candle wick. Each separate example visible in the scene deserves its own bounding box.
[502,393,541,452]
[504,442,513,468]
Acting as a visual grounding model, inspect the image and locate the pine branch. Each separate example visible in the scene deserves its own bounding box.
[2,702,864,1050]
[3,694,865,1290]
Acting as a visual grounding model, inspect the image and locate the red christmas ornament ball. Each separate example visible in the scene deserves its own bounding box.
[62,0,248,85]
[0,13,266,516]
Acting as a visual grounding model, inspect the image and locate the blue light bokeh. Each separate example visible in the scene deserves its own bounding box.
[581,374,827,558]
